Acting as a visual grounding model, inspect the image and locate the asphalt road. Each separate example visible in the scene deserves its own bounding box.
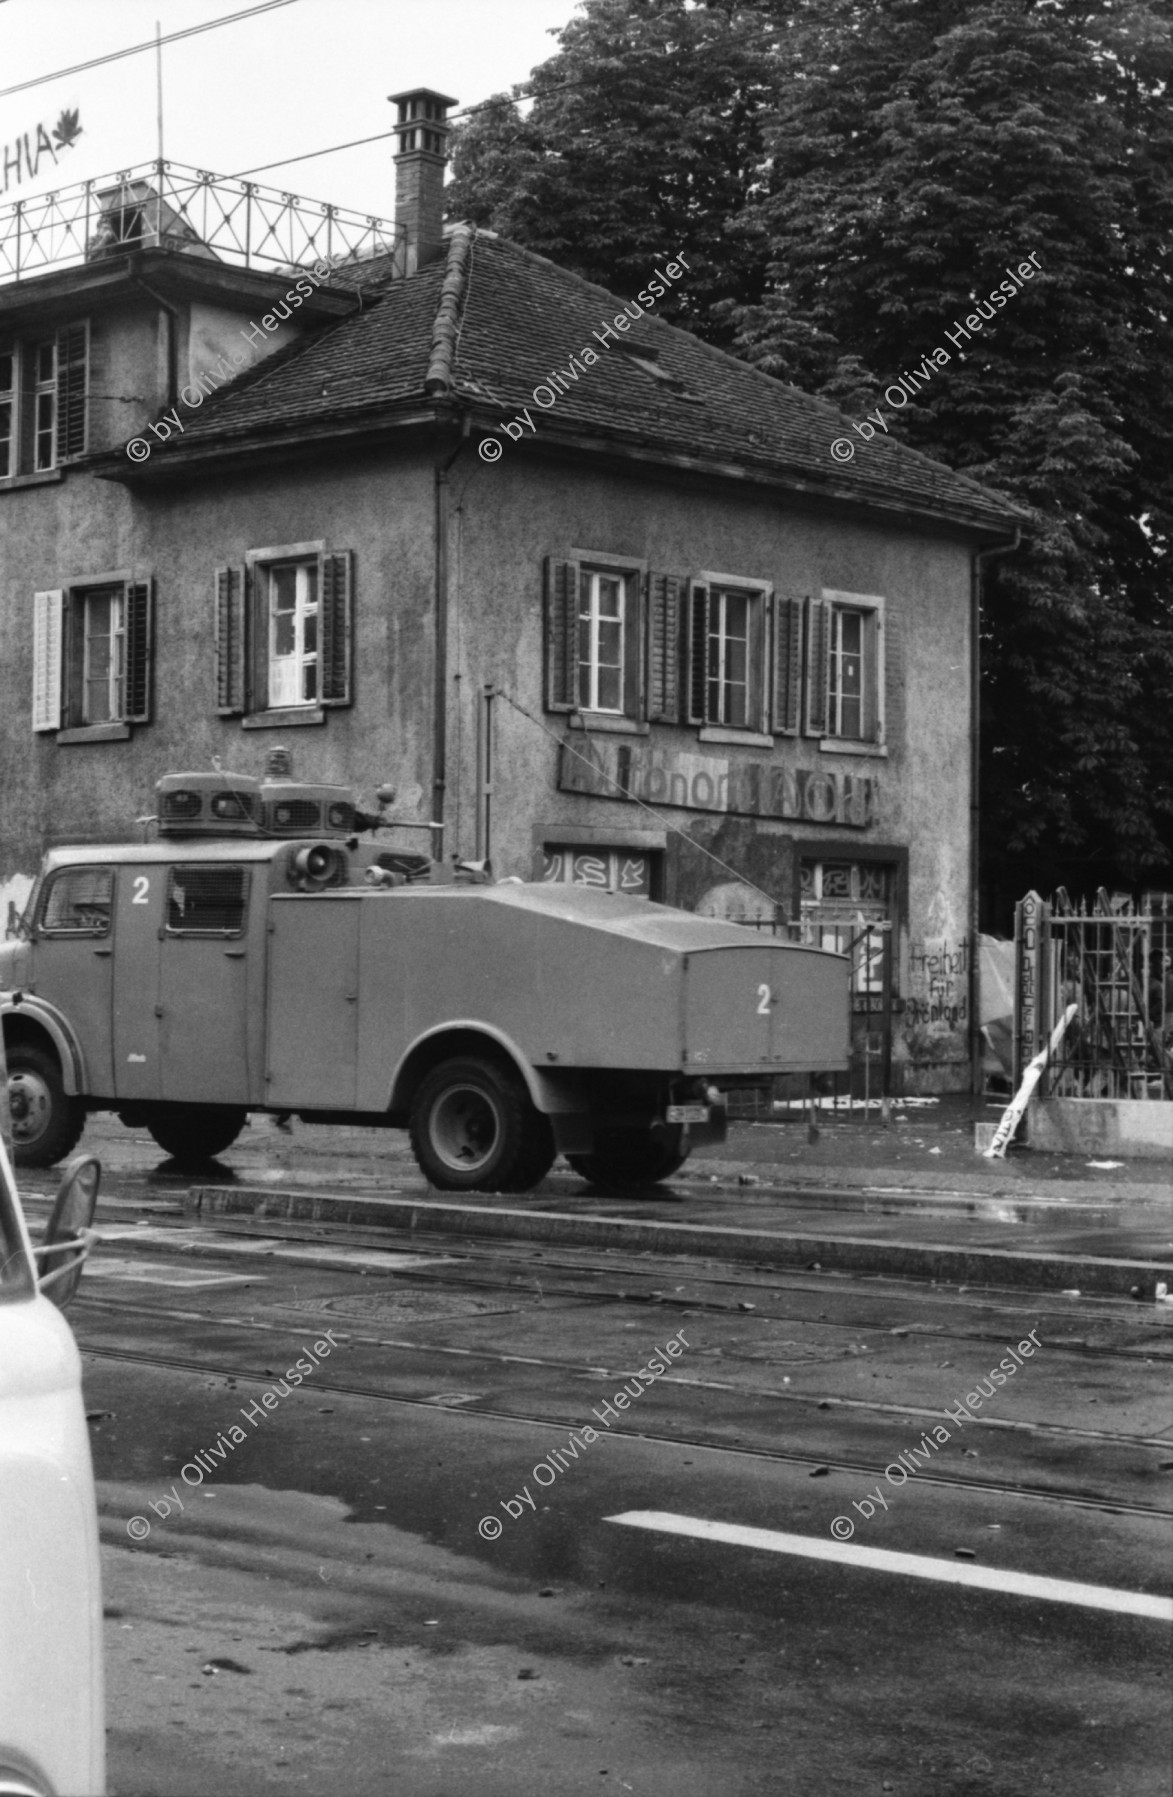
[21,1128,1173,1796]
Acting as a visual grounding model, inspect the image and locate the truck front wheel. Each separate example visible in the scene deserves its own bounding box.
[410,1057,539,1192]
[568,1129,689,1191]
[145,1107,247,1163]
[7,1045,86,1168]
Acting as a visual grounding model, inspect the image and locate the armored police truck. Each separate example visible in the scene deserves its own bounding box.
[1,771,849,1192]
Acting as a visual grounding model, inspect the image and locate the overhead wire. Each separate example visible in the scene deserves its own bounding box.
[0,0,301,99]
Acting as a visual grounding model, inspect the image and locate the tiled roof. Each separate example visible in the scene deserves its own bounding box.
[144,227,1025,534]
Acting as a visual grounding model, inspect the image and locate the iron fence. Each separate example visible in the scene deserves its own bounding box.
[1014,890,1173,1100]
[0,160,403,283]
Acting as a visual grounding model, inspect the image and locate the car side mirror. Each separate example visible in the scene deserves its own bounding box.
[35,1155,101,1309]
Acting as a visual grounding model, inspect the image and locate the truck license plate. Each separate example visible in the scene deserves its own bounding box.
[666,1103,709,1124]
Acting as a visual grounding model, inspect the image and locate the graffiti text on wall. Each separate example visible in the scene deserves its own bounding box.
[560,740,877,829]
[905,937,970,1031]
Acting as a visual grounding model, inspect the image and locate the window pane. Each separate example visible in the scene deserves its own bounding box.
[0,351,12,391]
[725,593,749,643]
[303,661,318,702]
[41,868,113,935]
[272,566,297,611]
[597,617,621,670]
[167,866,247,934]
[579,569,627,713]
[35,342,55,384]
[35,391,55,470]
[596,664,621,711]
[84,593,113,722]
[274,608,296,657]
[598,575,622,620]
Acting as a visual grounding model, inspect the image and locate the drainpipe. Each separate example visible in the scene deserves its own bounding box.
[127,266,180,410]
[432,418,470,859]
[970,530,1020,1094]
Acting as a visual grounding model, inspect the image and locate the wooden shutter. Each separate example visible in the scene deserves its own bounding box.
[878,603,897,748]
[686,580,710,725]
[32,589,63,731]
[772,594,804,734]
[215,566,247,715]
[55,322,89,460]
[804,595,831,737]
[751,588,771,733]
[319,549,353,706]
[123,578,153,722]
[543,557,579,711]
[646,572,682,722]
[621,571,645,720]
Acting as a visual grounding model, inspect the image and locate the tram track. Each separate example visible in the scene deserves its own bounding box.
[81,1336,1173,1526]
[76,1293,1173,1521]
[76,1209,1173,1361]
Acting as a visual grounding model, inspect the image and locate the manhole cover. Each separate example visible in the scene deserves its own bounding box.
[264,1289,531,1325]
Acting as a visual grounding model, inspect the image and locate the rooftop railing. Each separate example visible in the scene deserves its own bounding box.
[0,159,404,283]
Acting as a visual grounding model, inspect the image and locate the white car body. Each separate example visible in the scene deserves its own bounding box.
[0,1127,104,1797]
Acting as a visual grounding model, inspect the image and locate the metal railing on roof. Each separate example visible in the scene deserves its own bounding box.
[0,159,404,283]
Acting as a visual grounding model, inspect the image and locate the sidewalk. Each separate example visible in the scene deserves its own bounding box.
[187,1095,1173,1299]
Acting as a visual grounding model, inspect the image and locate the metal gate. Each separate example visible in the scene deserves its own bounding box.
[1015,890,1173,1100]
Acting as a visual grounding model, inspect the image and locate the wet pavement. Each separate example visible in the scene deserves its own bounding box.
[17,1101,1171,1795]
[63,1212,1172,1796]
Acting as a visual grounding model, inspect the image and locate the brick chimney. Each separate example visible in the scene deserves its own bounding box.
[389,87,457,273]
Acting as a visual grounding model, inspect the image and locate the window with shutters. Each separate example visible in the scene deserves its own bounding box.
[686,575,771,736]
[0,323,88,480]
[805,589,885,748]
[31,574,153,739]
[216,544,353,725]
[543,553,644,724]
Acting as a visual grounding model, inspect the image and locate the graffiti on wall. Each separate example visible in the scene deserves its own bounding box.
[905,937,970,1032]
[559,740,878,828]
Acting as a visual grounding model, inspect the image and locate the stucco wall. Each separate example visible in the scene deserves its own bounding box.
[443,448,975,1084]
[1,423,977,1086]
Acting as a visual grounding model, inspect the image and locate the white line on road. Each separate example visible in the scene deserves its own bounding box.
[605,1512,1173,1622]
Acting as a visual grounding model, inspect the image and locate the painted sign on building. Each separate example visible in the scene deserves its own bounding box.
[558,739,878,829]
[2,111,83,196]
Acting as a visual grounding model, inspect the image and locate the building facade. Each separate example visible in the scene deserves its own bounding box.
[0,92,1024,1093]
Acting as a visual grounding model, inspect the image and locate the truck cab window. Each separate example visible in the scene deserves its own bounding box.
[39,868,114,936]
[166,866,248,935]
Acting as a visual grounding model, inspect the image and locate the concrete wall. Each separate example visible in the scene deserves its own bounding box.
[1028,1096,1173,1160]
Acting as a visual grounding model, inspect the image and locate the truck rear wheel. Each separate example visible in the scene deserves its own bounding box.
[498,1114,557,1194]
[7,1045,86,1169]
[568,1130,689,1191]
[145,1107,247,1164]
[409,1056,539,1192]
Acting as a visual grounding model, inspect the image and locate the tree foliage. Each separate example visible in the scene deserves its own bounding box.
[445,0,779,341]
[447,0,1173,913]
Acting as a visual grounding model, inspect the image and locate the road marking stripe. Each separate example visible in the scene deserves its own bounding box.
[605,1512,1173,1621]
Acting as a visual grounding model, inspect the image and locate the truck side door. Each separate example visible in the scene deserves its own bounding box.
[266,894,360,1110]
[158,863,251,1105]
[112,863,163,1100]
[32,863,117,1097]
